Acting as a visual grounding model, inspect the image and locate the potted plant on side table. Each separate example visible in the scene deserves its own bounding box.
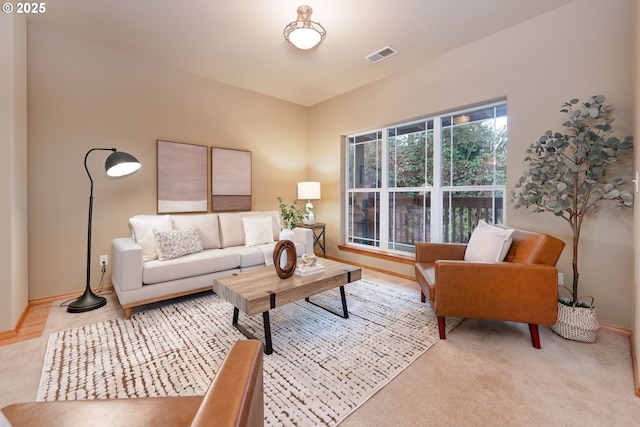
[510,95,633,342]
[277,196,307,241]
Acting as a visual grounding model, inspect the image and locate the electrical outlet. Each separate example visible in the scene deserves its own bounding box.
[100,255,108,266]
[557,272,564,285]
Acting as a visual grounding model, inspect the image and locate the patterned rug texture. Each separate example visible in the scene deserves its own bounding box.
[37,280,459,426]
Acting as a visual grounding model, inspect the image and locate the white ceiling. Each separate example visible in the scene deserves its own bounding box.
[28,0,574,106]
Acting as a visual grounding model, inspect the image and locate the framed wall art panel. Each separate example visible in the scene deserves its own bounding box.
[211,148,252,212]
[157,140,209,214]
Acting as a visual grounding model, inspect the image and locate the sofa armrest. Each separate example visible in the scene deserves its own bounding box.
[293,227,314,255]
[111,237,144,293]
[434,260,559,324]
[415,242,467,263]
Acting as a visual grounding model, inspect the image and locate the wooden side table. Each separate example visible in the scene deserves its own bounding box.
[296,222,326,258]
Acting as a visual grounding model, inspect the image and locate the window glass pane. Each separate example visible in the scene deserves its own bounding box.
[388,190,431,253]
[387,121,434,188]
[348,192,380,247]
[441,107,507,187]
[442,190,505,243]
[348,132,382,189]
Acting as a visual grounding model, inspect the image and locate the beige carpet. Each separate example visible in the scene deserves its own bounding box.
[35,280,460,426]
[2,270,640,426]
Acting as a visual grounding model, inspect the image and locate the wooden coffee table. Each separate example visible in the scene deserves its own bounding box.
[213,258,362,354]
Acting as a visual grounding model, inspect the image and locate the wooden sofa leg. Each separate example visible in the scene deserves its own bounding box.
[124,307,133,320]
[420,291,426,303]
[438,316,446,339]
[529,324,541,349]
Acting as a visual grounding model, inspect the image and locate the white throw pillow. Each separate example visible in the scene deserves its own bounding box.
[464,220,514,262]
[242,216,275,246]
[153,227,203,261]
[129,215,172,262]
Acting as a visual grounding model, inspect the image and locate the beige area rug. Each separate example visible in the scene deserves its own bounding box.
[37,280,460,426]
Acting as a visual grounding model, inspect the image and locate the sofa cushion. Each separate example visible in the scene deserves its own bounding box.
[242,216,275,246]
[153,227,203,261]
[222,246,268,268]
[240,211,282,241]
[464,220,514,262]
[172,213,221,249]
[129,215,172,262]
[142,249,241,284]
[219,211,283,248]
[218,213,245,248]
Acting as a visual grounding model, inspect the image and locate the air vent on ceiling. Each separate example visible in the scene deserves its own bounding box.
[365,45,398,64]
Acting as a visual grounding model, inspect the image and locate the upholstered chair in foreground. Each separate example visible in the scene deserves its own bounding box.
[1,340,264,427]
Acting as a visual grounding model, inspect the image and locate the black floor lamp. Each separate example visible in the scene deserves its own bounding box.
[67,148,141,313]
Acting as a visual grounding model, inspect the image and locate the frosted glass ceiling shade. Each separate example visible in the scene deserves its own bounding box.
[283,5,326,50]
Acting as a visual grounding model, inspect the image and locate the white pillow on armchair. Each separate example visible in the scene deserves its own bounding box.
[464,220,514,262]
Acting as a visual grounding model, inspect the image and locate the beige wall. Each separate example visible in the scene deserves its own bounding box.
[0,13,28,332]
[26,26,310,301]
[310,0,636,328]
[3,0,636,334]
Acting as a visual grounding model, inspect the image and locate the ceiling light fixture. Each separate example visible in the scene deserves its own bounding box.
[283,5,326,50]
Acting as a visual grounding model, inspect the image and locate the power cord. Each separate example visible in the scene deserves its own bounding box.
[59,261,112,307]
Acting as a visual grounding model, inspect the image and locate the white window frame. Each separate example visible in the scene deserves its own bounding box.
[345,101,507,254]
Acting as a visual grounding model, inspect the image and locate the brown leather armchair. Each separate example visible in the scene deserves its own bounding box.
[1,340,264,427]
[415,228,565,349]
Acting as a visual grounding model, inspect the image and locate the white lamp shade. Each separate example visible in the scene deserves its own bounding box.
[297,181,321,200]
[288,27,322,50]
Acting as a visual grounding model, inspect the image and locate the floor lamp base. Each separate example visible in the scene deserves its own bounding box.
[67,289,107,313]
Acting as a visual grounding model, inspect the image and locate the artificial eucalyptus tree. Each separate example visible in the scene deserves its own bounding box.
[511,95,633,303]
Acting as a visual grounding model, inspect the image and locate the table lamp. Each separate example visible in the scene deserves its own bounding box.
[297,181,321,225]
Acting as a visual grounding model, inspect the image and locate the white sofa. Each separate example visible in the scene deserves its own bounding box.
[111,210,313,319]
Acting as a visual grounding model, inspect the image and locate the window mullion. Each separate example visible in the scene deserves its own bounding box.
[432,120,442,243]
[380,132,389,250]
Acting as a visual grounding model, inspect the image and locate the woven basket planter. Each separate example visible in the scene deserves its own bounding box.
[550,288,600,343]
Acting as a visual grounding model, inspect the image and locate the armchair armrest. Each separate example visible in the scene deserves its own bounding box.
[1,340,264,427]
[415,242,467,263]
[434,260,558,324]
[111,237,144,294]
[191,340,264,427]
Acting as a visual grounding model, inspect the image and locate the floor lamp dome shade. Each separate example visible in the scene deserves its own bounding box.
[297,181,321,225]
[105,150,142,177]
[67,148,141,313]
